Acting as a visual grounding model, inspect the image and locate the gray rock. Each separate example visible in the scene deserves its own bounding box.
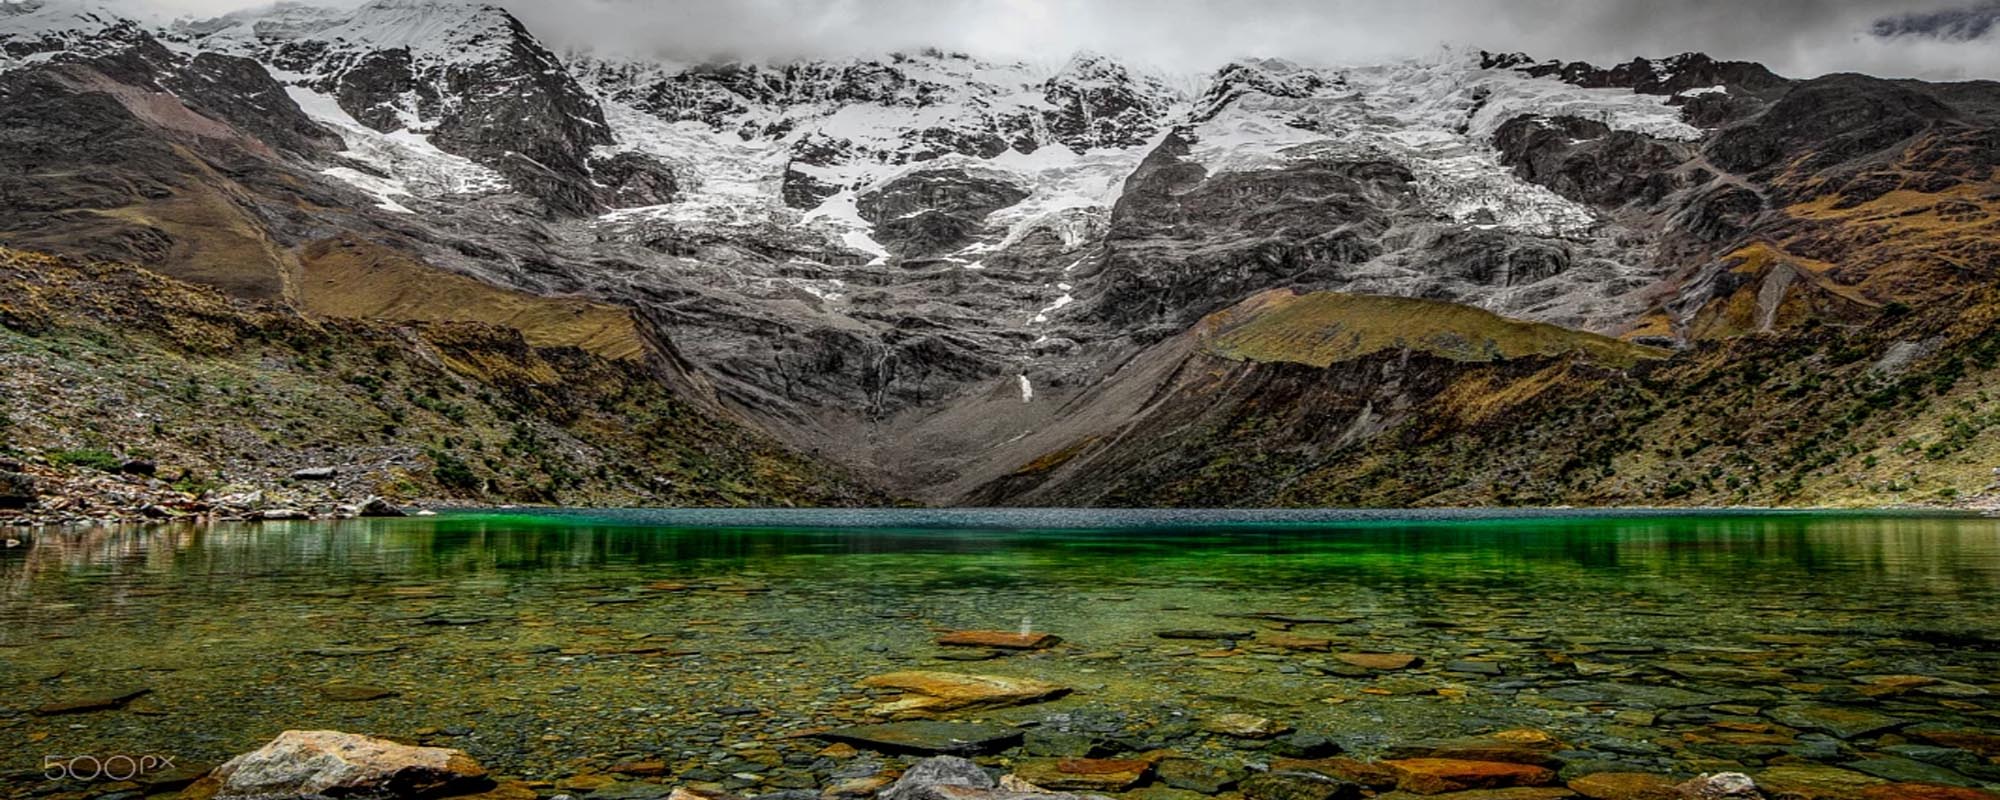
[357,496,407,517]
[290,467,338,480]
[198,730,490,800]
[880,756,995,800]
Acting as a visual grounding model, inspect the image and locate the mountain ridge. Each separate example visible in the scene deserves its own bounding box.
[2,0,1998,510]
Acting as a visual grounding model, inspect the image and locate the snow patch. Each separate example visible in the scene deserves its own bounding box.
[286,85,507,211]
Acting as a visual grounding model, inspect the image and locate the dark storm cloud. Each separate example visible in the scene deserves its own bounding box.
[124,0,2000,80]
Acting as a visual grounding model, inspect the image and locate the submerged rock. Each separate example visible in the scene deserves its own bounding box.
[1334,653,1423,671]
[1238,770,1361,800]
[185,730,490,800]
[936,630,1062,650]
[32,687,152,716]
[1202,713,1292,738]
[859,671,1070,718]
[1381,759,1558,795]
[1767,705,1909,740]
[1156,757,1243,793]
[817,722,1023,755]
[1157,629,1255,641]
[1012,759,1151,792]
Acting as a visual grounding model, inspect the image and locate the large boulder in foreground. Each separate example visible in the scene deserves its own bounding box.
[185,730,491,799]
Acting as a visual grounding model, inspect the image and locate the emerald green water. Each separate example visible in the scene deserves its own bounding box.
[3,510,1999,794]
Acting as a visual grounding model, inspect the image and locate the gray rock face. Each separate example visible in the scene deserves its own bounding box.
[208,0,613,217]
[1042,53,1174,151]
[1492,115,1695,209]
[1086,137,1414,331]
[591,151,681,208]
[857,169,1031,257]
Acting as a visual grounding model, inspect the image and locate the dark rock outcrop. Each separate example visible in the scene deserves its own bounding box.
[1492,114,1695,208]
[856,168,1030,257]
[590,151,680,208]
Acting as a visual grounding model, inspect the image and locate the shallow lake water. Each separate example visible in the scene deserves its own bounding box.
[4,509,2000,797]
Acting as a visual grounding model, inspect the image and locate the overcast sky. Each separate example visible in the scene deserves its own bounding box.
[98,0,2000,81]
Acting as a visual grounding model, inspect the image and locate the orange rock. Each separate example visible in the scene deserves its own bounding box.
[1861,784,2000,800]
[609,760,669,777]
[935,630,1061,650]
[1337,653,1423,670]
[1383,758,1556,795]
[1566,772,1681,800]
[1262,634,1332,652]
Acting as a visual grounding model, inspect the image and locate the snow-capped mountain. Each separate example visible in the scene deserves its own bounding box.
[7,0,1992,506]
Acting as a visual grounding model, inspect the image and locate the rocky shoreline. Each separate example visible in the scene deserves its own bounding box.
[0,451,426,529]
[3,449,1997,531]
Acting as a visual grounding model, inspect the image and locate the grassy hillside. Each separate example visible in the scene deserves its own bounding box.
[1203,289,1670,368]
[0,247,882,512]
[975,286,2000,510]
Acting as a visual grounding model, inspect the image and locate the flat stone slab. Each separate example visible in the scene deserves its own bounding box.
[936,631,1061,650]
[1202,713,1293,738]
[1262,634,1332,652]
[1768,705,1909,740]
[33,687,152,716]
[860,671,1069,719]
[1565,771,1680,800]
[1157,629,1255,640]
[1012,758,1152,791]
[817,722,1024,755]
[1753,765,1886,799]
[320,684,400,702]
[1336,653,1422,671]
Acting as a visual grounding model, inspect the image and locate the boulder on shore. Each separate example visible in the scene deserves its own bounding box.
[358,496,408,518]
[183,730,490,800]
